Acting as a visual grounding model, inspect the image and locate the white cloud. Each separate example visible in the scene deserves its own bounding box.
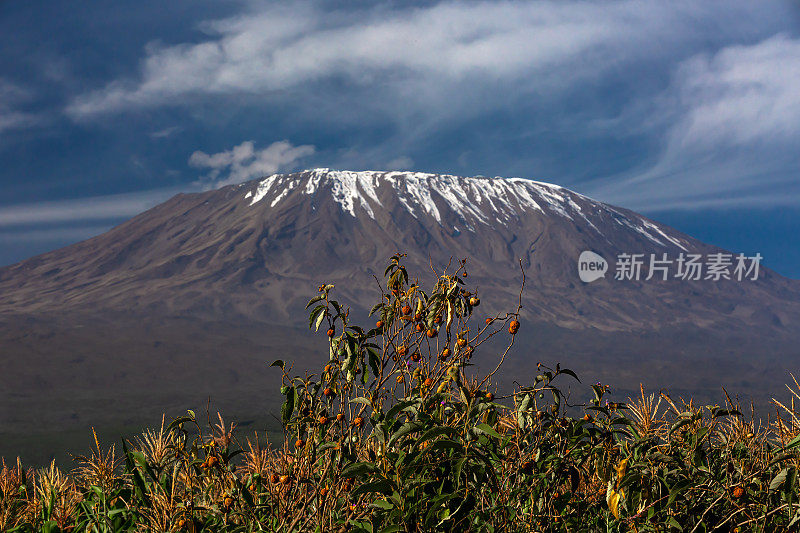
[586,34,800,211]
[150,125,182,138]
[66,0,771,117]
[189,140,315,187]
[385,156,414,170]
[0,188,181,227]
[0,79,39,134]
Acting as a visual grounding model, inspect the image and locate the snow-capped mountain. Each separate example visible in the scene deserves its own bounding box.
[1,169,799,461]
[1,168,794,330]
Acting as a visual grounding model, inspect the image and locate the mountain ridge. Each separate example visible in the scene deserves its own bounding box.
[1,168,799,464]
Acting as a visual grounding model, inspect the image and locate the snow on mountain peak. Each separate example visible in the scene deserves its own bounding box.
[243,168,688,249]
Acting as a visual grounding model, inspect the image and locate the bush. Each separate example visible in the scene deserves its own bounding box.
[2,254,800,531]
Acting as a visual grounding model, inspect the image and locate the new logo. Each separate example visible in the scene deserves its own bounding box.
[578,251,608,283]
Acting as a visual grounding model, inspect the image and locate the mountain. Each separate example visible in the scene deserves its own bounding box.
[1,169,799,463]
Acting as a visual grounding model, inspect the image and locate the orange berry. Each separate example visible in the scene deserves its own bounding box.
[327,328,335,337]
[416,323,424,332]
[353,417,364,427]
[508,320,520,334]
[424,378,434,388]
[206,456,219,468]
[485,392,494,401]
[411,351,421,362]
[376,320,384,329]
[397,346,408,356]
[223,496,234,508]
[280,474,291,484]
[457,338,467,348]
[320,486,329,497]
[336,413,345,422]
[318,416,328,425]
[402,305,412,315]
[426,328,438,338]
[469,297,480,306]
[485,317,492,325]
[270,473,280,484]
[295,438,305,448]
[732,486,745,499]
[323,387,334,397]
[583,414,592,422]
[439,348,450,361]
[434,315,442,324]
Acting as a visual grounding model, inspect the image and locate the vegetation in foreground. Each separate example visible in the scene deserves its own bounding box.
[3,255,800,532]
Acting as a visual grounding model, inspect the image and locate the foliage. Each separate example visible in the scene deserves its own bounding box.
[2,255,800,531]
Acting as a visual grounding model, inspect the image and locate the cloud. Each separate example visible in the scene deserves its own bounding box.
[0,79,40,134]
[586,34,800,211]
[385,156,414,170]
[0,188,181,227]
[150,125,182,138]
[189,140,315,187]
[66,0,776,117]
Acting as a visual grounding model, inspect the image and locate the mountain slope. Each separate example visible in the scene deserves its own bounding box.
[1,169,799,464]
[1,169,798,331]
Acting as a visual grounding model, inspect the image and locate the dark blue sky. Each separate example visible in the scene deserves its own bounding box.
[1,1,799,277]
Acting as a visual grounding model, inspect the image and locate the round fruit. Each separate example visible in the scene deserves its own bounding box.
[732,486,744,499]
[376,320,384,329]
[414,313,421,322]
[469,297,480,306]
[280,474,291,484]
[318,416,328,425]
[485,318,492,325]
[336,413,345,422]
[434,315,442,324]
[207,456,219,468]
[323,387,334,397]
[424,378,434,388]
[320,486,329,497]
[224,496,234,508]
[508,320,520,334]
[457,338,467,348]
[327,328,335,338]
[411,351,421,362]
[426,328,438,338]
[416,323,424,332]
[462,271,468,277]
[402,305,412,315]
[439,348,450,361]
[295,438,305,448]
[583,414,592,422]
[270,473,280,484]
[397,346,408,356]
[485,392,494,401]
[353,417,364,427]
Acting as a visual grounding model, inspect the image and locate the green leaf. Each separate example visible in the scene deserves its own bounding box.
[558,368,581,382]
[474,423,502,439]
[388,421,425,447]
[341,462,379,478]
[368,347,381,380]
[770,468,789,491]
[306,295,325,309]
[371,499,395,510]
[351,479,393,498]
[281,386,296,426]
